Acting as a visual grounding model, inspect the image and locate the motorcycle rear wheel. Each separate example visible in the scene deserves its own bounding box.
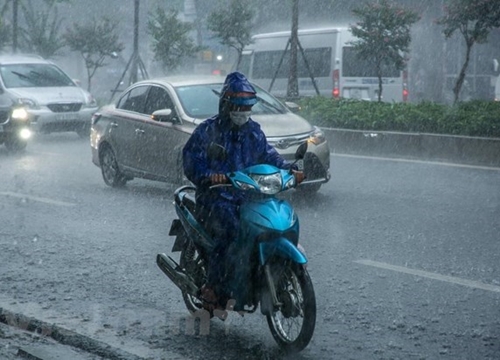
[266,264,316,353]
[179,240,206,314]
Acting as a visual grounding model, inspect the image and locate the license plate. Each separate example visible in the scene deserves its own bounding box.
[346,87,369,100]
[56,113,78,121]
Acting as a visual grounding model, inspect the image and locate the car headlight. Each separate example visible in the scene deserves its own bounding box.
[84,93,97,108]
[11,107,29,120]
[308,126,326,145]
[250,172,282,194]
[19,128,32,139]
[17,98,38,109]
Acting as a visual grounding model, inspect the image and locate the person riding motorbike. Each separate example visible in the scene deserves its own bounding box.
[182,71,305,311]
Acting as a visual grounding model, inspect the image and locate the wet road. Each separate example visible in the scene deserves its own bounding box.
[1,133,499,359]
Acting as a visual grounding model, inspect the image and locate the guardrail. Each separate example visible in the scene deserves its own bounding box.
[322,128,500,167]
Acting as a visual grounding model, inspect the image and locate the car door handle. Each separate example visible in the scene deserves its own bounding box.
[110,122,118,128]
[135,128,145,135]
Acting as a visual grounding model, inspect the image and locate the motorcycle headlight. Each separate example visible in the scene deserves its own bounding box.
[308,126,326,145]
[250,173,282,194]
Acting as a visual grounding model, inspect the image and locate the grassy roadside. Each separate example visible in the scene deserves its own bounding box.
[296,98,500,138]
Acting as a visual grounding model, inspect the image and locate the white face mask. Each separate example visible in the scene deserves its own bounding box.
[229,111,251,126]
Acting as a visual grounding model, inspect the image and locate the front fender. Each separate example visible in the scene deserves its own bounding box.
[259,237,307,265]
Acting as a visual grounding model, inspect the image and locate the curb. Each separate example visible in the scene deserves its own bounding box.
[0,307,146,360]
[322,128,500,168]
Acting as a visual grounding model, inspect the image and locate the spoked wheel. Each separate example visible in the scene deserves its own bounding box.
[179,240,207,313]
[266,263,316,353]
[100,146,127,187]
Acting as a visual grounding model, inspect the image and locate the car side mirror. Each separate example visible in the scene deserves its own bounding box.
[284,101,301,113]
[207,142,227,161]
[151,108,173,122]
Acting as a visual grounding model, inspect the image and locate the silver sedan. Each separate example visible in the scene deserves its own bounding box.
[90,76,330,192]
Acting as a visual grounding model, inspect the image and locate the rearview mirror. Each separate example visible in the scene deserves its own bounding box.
[295,141,308,161]
[151,109,173,122]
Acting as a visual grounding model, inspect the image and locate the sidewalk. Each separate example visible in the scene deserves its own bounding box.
[322,128,500,168]
[0,321,104,360]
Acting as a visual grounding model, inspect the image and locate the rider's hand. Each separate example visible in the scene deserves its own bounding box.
[293,170,305,185]
[209,173,228,184]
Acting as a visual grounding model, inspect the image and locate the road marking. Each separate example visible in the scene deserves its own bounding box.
[332,153,500,171]
[0,191,76,207]
[354,259,500,293]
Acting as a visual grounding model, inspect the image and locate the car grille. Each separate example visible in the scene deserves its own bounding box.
[0,110,8,124]
[268,133,310,150]
[47,103,82,113]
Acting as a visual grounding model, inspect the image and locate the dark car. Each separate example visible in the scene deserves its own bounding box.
[90,76,331,192]
[0,101,31,151]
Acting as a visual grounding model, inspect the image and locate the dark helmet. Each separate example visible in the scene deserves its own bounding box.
[219,72,258,110]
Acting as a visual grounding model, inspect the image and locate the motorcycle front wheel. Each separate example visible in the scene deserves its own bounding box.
[266,263,316,353]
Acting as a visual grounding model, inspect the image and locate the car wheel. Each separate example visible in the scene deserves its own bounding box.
[100,145,127,187]
[4,136,28,152]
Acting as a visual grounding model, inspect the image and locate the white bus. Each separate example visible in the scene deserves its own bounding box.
[239,27,408,102]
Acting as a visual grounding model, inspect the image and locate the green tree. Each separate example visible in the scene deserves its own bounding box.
[147,7,201,72]
[438,0,500,104]
[206,0,255,69]
[0,13,11,51]
[350,0,419,102]
[19,0,65,58]
[63,17,124,91]
[2,0,70,53]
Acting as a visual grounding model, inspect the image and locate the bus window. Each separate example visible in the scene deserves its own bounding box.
[253,47,332,79]
[238,53,251,75]
[342,46,400,77]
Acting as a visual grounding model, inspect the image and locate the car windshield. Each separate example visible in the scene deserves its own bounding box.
[174,82,288,119]
[0,63,75,88]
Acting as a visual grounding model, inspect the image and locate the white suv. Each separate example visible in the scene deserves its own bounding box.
[0,55,98,140]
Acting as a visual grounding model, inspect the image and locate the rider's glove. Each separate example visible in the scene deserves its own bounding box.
[292,170,305,185]
[209,173,228,184]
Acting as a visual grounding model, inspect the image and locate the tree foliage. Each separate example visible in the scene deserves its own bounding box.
[19,0,65,58]
[298,97,500,138]
[63,17,124,91]
[0,15,11,51]
[350,0,419,102]
[206,0,255,69]
[438,0,500,105]
[147,7,201,72]
[1,0,71,53]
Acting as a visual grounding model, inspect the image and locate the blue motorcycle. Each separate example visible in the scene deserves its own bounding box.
[157,142,316,352]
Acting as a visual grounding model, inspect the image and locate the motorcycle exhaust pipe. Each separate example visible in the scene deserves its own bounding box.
[156,253,199,296]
